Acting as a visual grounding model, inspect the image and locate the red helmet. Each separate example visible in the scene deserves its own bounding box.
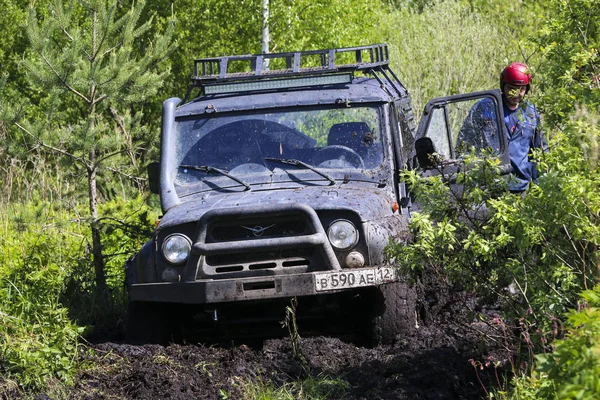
[501,62,532,92]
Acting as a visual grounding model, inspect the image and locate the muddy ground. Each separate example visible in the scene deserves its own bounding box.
[63,280,516,400]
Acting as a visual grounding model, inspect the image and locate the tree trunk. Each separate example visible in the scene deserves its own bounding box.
[88,156,107,302]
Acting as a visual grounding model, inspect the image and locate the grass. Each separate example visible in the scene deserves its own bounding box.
[239,373,350,400]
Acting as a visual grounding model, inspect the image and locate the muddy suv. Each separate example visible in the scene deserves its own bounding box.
[125,44,510,345]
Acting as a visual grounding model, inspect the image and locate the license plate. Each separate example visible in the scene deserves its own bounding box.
[314,267,396,292]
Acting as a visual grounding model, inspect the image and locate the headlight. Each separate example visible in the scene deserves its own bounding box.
[327,220,359,250]
[162,234,192,264]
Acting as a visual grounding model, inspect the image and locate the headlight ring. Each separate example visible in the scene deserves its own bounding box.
[327,219,359,250]
[161,234,192,265]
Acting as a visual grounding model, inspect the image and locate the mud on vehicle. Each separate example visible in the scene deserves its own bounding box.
[125,44,511,346]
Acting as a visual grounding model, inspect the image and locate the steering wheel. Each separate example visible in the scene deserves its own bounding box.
[312,145,365,169]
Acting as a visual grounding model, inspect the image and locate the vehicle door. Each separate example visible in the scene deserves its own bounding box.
[401,89,511,216]
[413,89,510,178]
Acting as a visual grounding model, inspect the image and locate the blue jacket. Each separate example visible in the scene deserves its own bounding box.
[503,101,546,191]
[458,98,546,192]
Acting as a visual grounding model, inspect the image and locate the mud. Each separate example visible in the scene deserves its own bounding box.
[67,280,514,400]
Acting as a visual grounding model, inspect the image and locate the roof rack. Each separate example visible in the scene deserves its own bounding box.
[185,43,408,101]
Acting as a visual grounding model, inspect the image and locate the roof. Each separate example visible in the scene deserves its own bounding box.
[176,76,396,117]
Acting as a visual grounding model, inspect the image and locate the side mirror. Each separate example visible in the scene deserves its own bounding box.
[415,137,437,169]
[147,162,160,194]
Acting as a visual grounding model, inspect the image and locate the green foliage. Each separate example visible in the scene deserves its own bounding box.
[239,373,350,400]
[283,297,310,378]
[381,1,526,117]
[0,0,51,103]
[498,104,600,399]
[148,0,389,98]
[387,129,599,337]
[508,286,600,400]
[22,0,175,175]
[534,0,600,126]
[0,196,157,391]
[0,202,85,390]
[388,153,509,286]
[464,0,547,48]
[99,196,158,287]
[388,103,600,396]
[62,195,158,327]
[19,0,175,295]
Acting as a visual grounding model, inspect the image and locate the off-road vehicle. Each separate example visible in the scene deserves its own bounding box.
[125,43,510,345]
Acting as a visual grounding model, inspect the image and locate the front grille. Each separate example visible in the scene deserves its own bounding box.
[207,248,313,266]
[193,204,338,280]
[208,218,307,242]
[204,247,313,277]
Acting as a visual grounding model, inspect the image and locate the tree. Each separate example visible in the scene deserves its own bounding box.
[143,0,388,98]
[533,0,600,127]
[20,0,174,300]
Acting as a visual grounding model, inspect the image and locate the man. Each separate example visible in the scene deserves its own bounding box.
[459,62,546,193]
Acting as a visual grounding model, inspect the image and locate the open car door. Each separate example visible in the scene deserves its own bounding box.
[413,89,511,177]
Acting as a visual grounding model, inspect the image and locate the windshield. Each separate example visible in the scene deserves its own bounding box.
[174,106,384,189]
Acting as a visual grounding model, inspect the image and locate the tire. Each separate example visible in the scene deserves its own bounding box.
[126,301,171,344]
[370,281,417,347]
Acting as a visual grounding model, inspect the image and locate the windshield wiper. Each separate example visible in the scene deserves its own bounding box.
[264,157,336,185]
[179,165,252,191]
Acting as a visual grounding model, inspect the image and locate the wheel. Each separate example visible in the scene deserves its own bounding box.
[126,301,171,344]
[369,281,417,346]
[312,145,365,169]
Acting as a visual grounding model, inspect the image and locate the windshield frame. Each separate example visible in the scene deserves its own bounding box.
[170,103,393,197]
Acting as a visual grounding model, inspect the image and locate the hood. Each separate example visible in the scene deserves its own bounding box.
[157,184,397,230]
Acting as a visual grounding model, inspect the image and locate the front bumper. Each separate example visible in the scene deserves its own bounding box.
[129,266,396,304]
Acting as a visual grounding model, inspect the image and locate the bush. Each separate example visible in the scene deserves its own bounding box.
[533,0,600,127]
[0,195,158,391]
[0,202,85,391]
[387,114,600,346]
[60,195,159,334]
[509,285,600,400]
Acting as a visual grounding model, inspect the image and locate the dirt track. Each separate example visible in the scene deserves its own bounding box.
[69,282,512,399]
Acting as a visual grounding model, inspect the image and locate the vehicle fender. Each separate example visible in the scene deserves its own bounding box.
[365,214,411,265]
[125,239,156,287]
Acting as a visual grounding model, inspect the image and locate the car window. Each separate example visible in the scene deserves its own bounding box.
[174,106,385,187]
